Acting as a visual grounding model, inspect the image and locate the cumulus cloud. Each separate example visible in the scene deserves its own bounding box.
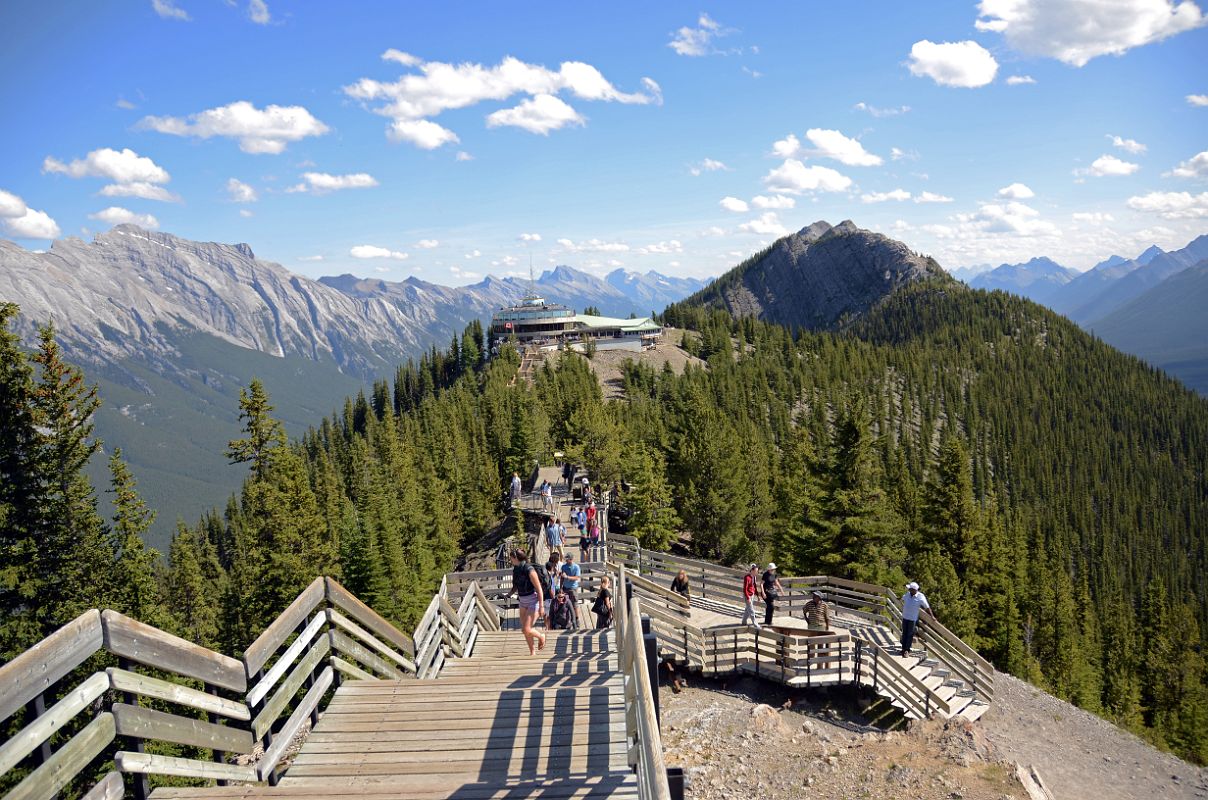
[807,128,883,166]
[556,238,630,253]
[668,13,737,56]
[44,147,180,202]
[140,101,329,154]
[287,172,379,194]
[976,0,1206,67]
[89,206,160,229]
[739,212,788,236]
[1166,150,1208,178]
[455,150,474,161]
[1076,154,1140,177]
[719,196,749,213]
[854,101,910,117]
[907,40,998,88]
[486,94,585,135]
[968,201,1059,235]
[519,232,542,242]
[465,249,482,258]
[637,240,683,255]
[762,159,852,194]
[0,189,60,239]
[1127,190,1208,217]
[861,189,912,203]
[415,239,440,249]
[997,182,1035,199]
[344,52,658,148]
[1108,134,1147,154]
[350,245,409,259]
[690,158,728,176]
[1073,211,1115,222]
[890,147,919,161]
[771,134,801,159]
[915,191,955,203]
[1006,75,1037,85]
[751,194,795,209]
[151,0,190,21]
[227,178,258,203]
[1189,94,1208,106]
[248,0,270,24]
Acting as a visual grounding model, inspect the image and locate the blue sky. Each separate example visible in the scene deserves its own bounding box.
[1,1,1206,282]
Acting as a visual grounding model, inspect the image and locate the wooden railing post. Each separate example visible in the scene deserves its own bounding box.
[25,693,52,767]
[119,657,151,800]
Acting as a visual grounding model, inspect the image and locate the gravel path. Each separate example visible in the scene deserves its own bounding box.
[981,671,1207,800]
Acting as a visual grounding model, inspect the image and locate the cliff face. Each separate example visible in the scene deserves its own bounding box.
[684,220,947,330]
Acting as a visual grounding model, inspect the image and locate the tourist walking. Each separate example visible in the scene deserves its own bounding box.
[592,575,614,629]
[562,461,574,490]
[510,472,522,505]
[560,552,583,629]
[671,569,691,600]
[900,581,933,657]
[543,554,562,626]
[540,480,554,512]
[803,590,830,631]
[762,563,783,626]
[544,515,564,557]
[508,548,546,655]
[586,519,601,561]
[575,506,587,537]
[740,563,762,629]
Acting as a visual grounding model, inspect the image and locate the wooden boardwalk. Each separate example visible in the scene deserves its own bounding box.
[152,630,638,800]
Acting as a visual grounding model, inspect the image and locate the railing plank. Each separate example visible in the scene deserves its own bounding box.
[0,610,103,724]
[115,751,258,782]
[108,668,250,721]
[4,711,115,800]
[325,578,415,657]
[326,610,415,674]
[242,577,325,677]
[0,670,109,776]
[80,771,124,800]
[258,665,333,781]
[246,612,326,708]
[102,611,246,692]
[328,630,402,683]
[113,702,255,754]
[330,656,375,682]
[252,636,331,739]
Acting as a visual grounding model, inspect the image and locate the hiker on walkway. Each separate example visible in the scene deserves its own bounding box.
[762,563,783,626]
[540,480,554,512]
[671,569,691,600]
[544,515,564,557]
[560,552,582,629]
[510,472,522,505]
[740,563,762,629]
[580,521,593,562]
[562,461,574,490]
[592,575,614,629]
[575,506,588,537]
[804,590,831,631]
[543,553,562,626]
[900,581,933,657]
[508,548,546,655]
[585,501,597,530]
[549,587,574,630]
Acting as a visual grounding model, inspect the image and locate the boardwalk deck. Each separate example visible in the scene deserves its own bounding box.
[151,630,638,800]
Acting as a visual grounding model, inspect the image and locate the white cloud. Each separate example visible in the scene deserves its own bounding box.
[890,147,920,161]
[976,0,1206,67]
[637,240,683,255]
[700,226,726,237]
[805,128,883,166]
[719,196,749,213]
[751,194,796,209]
[519,233,542,242]
[287,172,379,194]
[115,97,137,110]
[248,0,270,24]
[44,147,180,202]
[416,239,440,249]
[907,40,999,88]
[762,159,853,194]
[239,209,253,218]
[486,94,585,135]
[227,178,258,203]
[1188,94,1208,106]
[350,245,409,259]
[771,134,800,159]
[455,150,474,161]
[1076,154,1140,177]
[465,249,482,258]
[556,237,630,253]
[151,0,189,21]
[89,206,160,230]
[739,212,788,236]
[0,189,60,239]
[997,182,1035,199]
[915,191,955,203]
[345,53,658,147]
[1108,134,1147,154]
[668,13,736,56]
[1128,190,1208,218]
[861,189,912,203]
[1072,211,1115,222]
[140,101,329,154]
[1006,75,1037,85]
[689,158,728,176]
[853,101,911,117]
[298,255,325,262]
[1166,150,1208,179]
[967,201,1059,235]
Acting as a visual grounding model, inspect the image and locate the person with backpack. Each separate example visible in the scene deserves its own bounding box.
[508,548,546,655]
[740,563,762,629]
[591,575,614,629]
[549,588,573,630]
[586,519,601,561]
[544,554,562,627]
[762,563,783,626]
[560,552,582,629]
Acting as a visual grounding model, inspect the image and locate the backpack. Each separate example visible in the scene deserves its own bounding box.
[532,562,553,598]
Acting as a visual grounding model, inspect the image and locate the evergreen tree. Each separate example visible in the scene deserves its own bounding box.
[107,448,165,624]
[624,444,680,550]
[166,523,222,650]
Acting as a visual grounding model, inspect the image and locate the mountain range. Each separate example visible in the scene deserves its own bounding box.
[0,225,705,546]
[968,257,1079,305]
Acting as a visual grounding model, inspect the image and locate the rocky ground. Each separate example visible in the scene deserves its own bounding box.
[660,673,1208,800]
[546,328,705,399]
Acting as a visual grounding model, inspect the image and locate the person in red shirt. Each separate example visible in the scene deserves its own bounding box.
[740,563,762,629]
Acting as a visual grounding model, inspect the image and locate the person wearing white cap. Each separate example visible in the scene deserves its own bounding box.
[761,563,783,626]
[900,581,933,658]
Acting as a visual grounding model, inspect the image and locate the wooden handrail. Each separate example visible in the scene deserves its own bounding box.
[615,565,672,800]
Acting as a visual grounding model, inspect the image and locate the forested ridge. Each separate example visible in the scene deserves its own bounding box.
[2,277,1206,766]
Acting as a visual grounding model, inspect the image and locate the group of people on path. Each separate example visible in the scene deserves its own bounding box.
[507,547,615,656]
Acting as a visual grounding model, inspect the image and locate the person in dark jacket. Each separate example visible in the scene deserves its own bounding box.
[671,569,691,599]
